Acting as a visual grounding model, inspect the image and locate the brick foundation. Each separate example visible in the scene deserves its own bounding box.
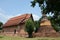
[33,26,60,37]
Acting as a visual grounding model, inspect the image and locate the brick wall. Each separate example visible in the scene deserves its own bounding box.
[3,26,18,36]
[2,24,28,37]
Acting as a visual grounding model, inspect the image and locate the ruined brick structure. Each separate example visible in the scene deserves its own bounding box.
[2,14,33,37]
[33,14,60,37]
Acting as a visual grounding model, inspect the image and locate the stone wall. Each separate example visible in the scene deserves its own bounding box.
[2,24,28,37]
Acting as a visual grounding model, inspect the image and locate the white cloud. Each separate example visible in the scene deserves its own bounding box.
[0,13,8,19]
[0,8,9,23]
[0,13,40,23]
[32,14,40,21]
[0,8,7,19]
[13,14,40,21]
[47,12,54,16]
[0,8,40,23]
[7,14,22,19]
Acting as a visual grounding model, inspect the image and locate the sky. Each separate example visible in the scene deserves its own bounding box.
[0,0,42,24]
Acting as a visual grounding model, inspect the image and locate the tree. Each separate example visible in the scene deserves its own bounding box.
[34,21,40,33]
[31,0,60,14]
[31,0,60,20]
[47,16,60,31]
[0,22,3,30]
[25,19,34,38]
[31,0,60,31]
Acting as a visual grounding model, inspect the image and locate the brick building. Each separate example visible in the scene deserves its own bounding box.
[3,14,33,37]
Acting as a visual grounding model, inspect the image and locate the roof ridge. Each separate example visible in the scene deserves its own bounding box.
[9,14,29,21]
[18,14,28,24]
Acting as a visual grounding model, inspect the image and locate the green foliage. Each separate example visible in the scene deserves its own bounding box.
[47,16,60,32]
[34,21,40,32]
[25,19,34,38]
[31,0,60,31]
[0,22,3,26]
[31,0,60,21]
[31,0,60,13]
[0,22,3,30]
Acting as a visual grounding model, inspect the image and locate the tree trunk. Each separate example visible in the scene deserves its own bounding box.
[28,33,33,38]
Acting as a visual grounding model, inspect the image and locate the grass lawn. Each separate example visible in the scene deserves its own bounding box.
[0,35,60,40]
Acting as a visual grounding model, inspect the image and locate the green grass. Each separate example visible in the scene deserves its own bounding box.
[0,35,60,40]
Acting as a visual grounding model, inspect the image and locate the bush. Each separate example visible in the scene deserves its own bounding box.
[25,19,34,38]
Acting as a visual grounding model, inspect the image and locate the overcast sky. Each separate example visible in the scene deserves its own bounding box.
[0,0,42,24]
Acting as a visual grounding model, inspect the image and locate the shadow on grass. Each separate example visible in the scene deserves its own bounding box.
[0,36,4,38]
[26,36,34,38]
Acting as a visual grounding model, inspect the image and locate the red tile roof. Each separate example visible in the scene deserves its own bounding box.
[3,14,33,27]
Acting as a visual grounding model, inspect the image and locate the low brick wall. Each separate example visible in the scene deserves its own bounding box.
[33,26,60,37]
